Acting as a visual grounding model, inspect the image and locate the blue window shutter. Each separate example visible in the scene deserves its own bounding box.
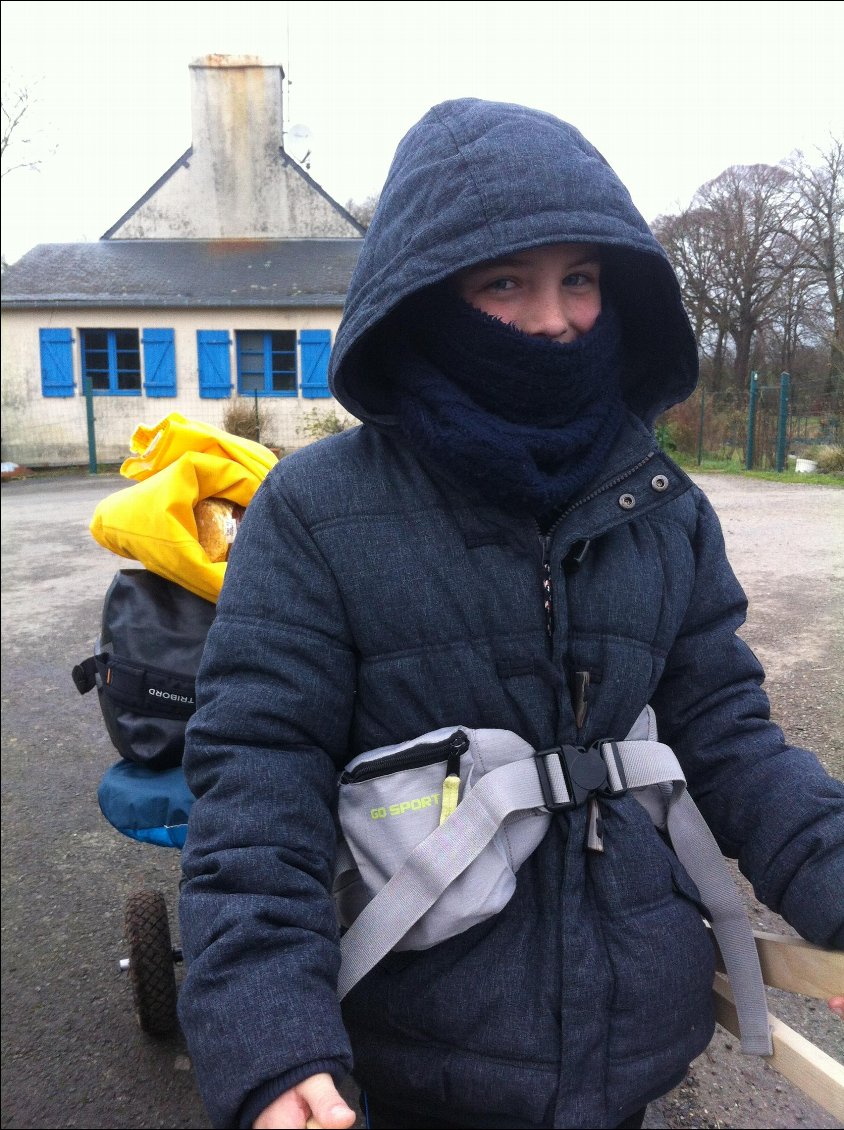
[197,330,232,398]
[39,328,75,397]
[299,329,332,398]
[142,329,176,397]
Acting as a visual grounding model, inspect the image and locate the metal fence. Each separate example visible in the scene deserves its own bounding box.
[6,373,841,474]
[2,387,355,472]
[657,372,842,470]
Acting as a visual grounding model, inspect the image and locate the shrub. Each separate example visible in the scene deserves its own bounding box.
[655,400,700,455]
[297,407,354,441]
[222,397,273,445]
[654,422,677,452]
[814,445,844,474]
[657,397,748,461]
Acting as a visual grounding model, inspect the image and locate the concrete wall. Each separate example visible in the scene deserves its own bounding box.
[109,57,359,240]
[0,305,354,467]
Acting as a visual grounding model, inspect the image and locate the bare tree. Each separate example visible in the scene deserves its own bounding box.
[657,165,803,389]
[654,206,732,389]
[653,208,714,344]
[756,264,826,376]
[345,192,380,228]
[1,83,44,178]
[783,137,844,375]
[656,141,842,396]
[700,164,803,383]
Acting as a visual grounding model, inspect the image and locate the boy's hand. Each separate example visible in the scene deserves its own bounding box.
[253,1073,356,1129]
[829,997,844,1020]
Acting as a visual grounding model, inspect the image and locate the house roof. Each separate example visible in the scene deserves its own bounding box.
[1,239,363,309]
[100,148,367,241]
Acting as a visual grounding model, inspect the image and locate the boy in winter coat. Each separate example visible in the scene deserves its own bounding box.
[177,99,844,1130]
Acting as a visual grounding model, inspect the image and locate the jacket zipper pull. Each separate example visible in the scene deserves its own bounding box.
[439,733,465,826]
[573,670,590,731]
[541,535,553,640]
[586,797,604,853]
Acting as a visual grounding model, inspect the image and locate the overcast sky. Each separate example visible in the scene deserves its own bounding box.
[1,0,842,265]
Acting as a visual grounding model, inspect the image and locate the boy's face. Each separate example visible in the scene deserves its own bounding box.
[454,242,601,343]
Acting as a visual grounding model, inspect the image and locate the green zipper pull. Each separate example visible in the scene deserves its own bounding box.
[439,774,460,825]
[439,733,465,826]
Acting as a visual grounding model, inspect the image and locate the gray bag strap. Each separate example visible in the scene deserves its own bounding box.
[337,735,772,1056]
[604,741,772,1055]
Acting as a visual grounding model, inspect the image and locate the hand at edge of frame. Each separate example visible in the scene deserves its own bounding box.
[828,996,844,1020]
[252,1072,357,1129]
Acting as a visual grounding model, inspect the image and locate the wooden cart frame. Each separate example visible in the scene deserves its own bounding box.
[713,931,844,1121]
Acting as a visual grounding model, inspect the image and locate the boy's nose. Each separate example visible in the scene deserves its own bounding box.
[525,291,570,339]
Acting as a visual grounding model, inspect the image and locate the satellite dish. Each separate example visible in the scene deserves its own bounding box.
[287,123,313,169]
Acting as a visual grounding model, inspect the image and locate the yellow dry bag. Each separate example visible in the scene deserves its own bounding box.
[90,413,278,602]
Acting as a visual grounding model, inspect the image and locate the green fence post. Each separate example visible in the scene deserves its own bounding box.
[84,376,97,474]
[696,387,706,465]
[745,371,759,470]
[775,371,791,473]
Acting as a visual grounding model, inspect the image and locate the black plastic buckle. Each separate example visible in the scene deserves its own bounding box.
[535,743,613,810]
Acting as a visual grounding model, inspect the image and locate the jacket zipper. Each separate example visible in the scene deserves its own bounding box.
[540,534,554,641]
[340,730,470,783]
[538,450,657,648]
[539,451,656,852]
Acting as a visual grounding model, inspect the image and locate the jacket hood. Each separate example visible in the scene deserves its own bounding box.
[329,98,697,427]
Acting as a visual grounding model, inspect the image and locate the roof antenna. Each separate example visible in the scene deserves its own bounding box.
[283,11,311,169]
[283,10,293,149]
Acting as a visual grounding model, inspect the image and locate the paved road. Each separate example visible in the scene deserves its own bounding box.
[1,474,207,1130]
[1,472,841,1129]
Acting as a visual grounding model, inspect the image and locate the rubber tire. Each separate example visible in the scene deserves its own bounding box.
[124,889,179,1036]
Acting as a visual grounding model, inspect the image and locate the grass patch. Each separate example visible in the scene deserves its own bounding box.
[671,453,843,486]
[738,470,842,486]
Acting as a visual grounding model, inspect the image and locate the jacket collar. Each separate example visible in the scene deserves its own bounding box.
[431,413,692,552]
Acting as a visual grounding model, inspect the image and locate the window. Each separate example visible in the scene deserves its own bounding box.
[236,330,297,395]
[197,328,333,399]
[81,329,141,394]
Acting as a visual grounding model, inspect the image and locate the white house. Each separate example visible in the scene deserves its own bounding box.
[0,56,365,467]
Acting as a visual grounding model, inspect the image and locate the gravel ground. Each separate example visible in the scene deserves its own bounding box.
[1,470,841,1130]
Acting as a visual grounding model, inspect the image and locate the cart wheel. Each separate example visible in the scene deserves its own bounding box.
[124,890,178,1036]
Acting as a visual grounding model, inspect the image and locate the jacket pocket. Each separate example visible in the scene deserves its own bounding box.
[598,817,717,1063]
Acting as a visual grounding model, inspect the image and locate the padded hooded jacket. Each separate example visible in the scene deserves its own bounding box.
[178,100,844,1129]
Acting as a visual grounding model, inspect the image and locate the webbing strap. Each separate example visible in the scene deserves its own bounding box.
[670,790,772,1053]
[92,654,198,720]
[607,740,772,1055]
[337,737,772,1055]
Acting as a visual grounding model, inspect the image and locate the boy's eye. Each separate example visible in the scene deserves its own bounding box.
[563,272,593,287]
[486,278,516,292]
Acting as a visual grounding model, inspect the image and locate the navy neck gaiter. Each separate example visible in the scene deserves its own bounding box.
[387,288,628,525]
